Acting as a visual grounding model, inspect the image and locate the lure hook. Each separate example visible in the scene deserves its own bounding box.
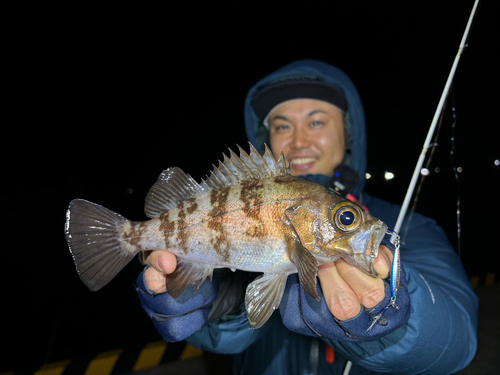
[367,229,401,331]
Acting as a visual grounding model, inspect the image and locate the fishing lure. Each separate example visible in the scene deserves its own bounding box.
[367,230,401,331]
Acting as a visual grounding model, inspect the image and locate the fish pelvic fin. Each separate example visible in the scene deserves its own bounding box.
[245,273,288,329]
[165,260,213,299]
[65,199,137,291]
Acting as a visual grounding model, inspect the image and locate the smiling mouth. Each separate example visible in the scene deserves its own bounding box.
[290,157,317,166]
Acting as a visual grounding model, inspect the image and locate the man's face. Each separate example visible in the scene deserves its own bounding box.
[268,99,345,177]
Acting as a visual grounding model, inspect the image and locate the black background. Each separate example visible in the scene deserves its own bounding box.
[3,1,498,372]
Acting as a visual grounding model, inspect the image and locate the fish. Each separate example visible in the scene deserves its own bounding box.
[65,143,388,329]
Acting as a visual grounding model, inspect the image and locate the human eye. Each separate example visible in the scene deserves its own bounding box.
[273,123,290,132]
[310,121,323,127]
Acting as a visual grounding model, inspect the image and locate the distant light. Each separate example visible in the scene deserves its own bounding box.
[126,188,134,194]
[495,159,500,166]
[384,172,395,181]
[420,168,430,176]
[457,167,463,173]
[365,173,372,180]
[434,167,441,173]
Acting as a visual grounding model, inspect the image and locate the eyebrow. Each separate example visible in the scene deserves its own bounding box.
[306,110,328,117]
[270,110,328,122]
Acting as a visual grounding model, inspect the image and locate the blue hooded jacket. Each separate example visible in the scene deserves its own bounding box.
[136,60,478,374]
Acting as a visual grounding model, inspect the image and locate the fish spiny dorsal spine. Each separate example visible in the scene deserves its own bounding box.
[144,143,289,219]
[203,142,288,190]
[228,148,253,179]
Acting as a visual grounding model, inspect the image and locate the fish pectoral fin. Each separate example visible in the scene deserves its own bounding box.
[282,210,320,302]
[245,273,288,329]
[165,260,213,299]
[287,237,320,301]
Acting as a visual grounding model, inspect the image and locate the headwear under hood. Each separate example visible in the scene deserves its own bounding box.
[244,59,367,197]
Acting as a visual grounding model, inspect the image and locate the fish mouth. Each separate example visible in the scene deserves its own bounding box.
[348,220,388,277]
[367,221,388,259]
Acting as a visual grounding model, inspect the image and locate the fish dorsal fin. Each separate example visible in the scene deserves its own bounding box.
[144,167,207,219]
[204,142,289,189]
[145,143,289,218]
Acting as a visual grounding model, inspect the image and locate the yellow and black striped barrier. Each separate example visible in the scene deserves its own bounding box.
[2,341,203,375]
[469,272,496,290]
[2,273,496,375]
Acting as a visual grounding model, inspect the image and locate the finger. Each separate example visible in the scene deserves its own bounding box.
[142,251,177,274]
[373,245,393,279]
[144,267,167,294]
[335,258,385,309]
[318,262,362,321]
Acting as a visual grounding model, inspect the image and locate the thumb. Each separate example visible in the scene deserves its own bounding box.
[373,245,393,279]
[143,250,177,275]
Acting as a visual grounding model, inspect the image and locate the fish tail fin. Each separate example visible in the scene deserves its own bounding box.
[65,199,137,291]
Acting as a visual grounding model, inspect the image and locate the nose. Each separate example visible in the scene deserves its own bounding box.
[291,126,310,149]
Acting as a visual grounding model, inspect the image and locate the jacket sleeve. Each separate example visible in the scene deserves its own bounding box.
[185,308,272,354]
[185,270,272,354]
[279,254,411,343]
[328,212,478,374]
[136,267,219,342]
[136,267,265,351]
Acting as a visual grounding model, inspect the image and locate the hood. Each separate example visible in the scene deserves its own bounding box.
[244,59,367,196]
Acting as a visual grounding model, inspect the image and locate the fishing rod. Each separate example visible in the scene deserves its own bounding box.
[344,2,481,374]
[392,0,480,237]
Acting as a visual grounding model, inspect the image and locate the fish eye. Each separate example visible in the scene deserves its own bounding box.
[334,206,361,232]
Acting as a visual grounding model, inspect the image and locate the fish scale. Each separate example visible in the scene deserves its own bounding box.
[65,143,387,329]
[147,180,298,270]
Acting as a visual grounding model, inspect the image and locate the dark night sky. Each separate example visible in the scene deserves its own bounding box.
[3,1,498,372]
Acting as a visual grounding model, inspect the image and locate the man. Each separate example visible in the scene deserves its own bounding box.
[137,60,478,374]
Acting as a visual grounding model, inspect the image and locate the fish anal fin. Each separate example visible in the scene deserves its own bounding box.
[165,260,213,299]
[245,273,288,329]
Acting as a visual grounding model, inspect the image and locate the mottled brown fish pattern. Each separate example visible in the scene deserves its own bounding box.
[65,143,387,329]
[159,211,174,249]
[122,221,148,250]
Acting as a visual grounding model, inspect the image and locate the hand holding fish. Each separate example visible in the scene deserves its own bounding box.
[142,245,392,322]
[142,251,177,294]
[318,245,393,321]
